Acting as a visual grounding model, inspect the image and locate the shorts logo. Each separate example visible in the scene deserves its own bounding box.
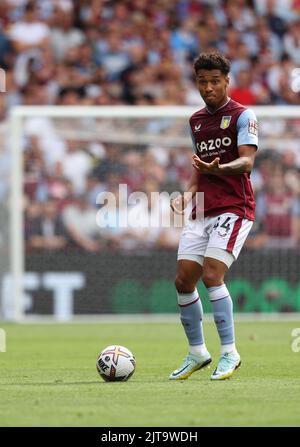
[194,124,201,132]
[248,119,258,136]
[220,116,232,129]
[218,230,229,238]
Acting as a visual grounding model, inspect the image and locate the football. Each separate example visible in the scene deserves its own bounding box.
[96,345,136,382]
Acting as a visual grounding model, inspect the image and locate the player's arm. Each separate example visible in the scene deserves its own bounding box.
[192,145,256,175]
[171,168,198,214]
[222,145,257,173]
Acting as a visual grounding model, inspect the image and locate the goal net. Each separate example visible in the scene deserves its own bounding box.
[3,105,300,321]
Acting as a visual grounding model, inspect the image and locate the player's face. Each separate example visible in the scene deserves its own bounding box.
[195,69,229,110]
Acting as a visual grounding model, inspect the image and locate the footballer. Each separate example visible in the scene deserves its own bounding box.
[170,52,258,381]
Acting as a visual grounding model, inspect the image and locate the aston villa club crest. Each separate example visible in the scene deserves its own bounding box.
[220,116,232,129]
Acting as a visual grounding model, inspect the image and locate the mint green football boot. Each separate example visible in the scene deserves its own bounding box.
[169,352,212,380]
[211,352,241,380]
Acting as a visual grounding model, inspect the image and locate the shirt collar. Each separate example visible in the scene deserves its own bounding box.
[205,97,231,115]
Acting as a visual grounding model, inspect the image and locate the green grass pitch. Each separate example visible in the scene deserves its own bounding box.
[0,320,300,427]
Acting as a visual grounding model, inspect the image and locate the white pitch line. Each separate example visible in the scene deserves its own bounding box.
[4,313,300,324]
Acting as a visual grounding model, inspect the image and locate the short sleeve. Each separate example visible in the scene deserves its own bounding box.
[236,109,258,148]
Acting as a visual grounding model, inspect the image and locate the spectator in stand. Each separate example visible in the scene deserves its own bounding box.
[50,8,85,61]
[243,220,269,250]
[96,33,130,82]
[230,70,257,105]
[85,174,106,207]
[255,16,283,67]
[253,0,297,22]
[124,178,170,250]
[60,139,93,195]
[256,167,300,248]
[170,17,199,66]
[122,151,145,193]
[248,56,272,104]
[0,23,10,66]
[264,0,287,37]
[24,135,46,200]
[283,18,300,64]
[267,53,300,104]
[26,199,67,251]
[224,0,256,33]
[35,161,76,210]
[62,194,101,252]
[92,144,126,183]
[8,1,50,54]
[281,150,300,196]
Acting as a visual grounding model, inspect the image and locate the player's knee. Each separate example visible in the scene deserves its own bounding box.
[175,274,195,293]
[202,268,224,288]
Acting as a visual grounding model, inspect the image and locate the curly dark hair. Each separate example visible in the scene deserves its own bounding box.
[193,52,230,75]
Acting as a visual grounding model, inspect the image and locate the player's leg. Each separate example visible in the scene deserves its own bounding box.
[170,213,213,380]
[203,214,253,380]
[175,259,207,355]
[202,255,236,353]
[201,254,241,380]
[170,258,212,380]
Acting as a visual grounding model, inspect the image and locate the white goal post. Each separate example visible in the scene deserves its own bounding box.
[7,105,300,321]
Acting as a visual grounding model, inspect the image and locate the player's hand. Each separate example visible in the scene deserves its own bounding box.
[192,155,222,174]
[170,194,186,215]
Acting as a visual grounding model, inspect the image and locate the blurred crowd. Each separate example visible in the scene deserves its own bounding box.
[1,0,300,252]
[2,0,300,114]
[21,113,300,253]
